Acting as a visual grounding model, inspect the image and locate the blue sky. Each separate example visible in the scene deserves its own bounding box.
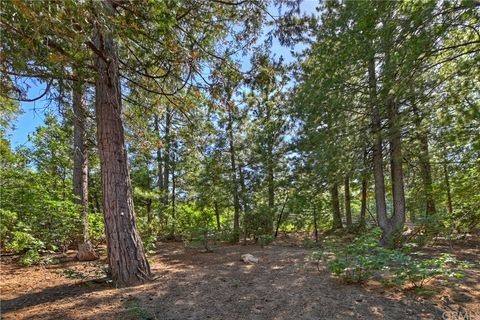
[6,0,318,148]
[8,80,49,148]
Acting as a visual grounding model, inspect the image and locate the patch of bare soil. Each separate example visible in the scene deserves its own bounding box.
[1,236,479,320]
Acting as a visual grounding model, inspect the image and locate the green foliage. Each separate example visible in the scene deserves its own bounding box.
[62,268,88,280]
[258,234,274,246]
[0,119,84,265]
[0,209,17,246]
[123,299,154,320]
[136,215,160,253]
[88,213,105,246]
[313,229,467,289]
[392,253,461,288]
[6,231,44,266]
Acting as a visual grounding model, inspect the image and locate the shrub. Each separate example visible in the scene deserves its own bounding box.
[392,253,465,288]
[258,234,274,246]
[312,228,467,288]
[6,231,44,266]
[0,209,17,246]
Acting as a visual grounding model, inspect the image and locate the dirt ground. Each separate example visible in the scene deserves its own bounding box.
[1,235,479,320]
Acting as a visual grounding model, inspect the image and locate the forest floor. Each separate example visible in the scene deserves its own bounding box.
[1,234,479,320]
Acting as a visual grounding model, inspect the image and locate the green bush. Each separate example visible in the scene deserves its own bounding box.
[392,253,465,288]
[0,209,17,246]
[6,231,44,266]
[88,213,106,247]
[258,234,274,246]
[312,228,467,288]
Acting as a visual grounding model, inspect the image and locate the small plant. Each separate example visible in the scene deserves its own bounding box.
[123,298,154,320]
[62,268,88,280]
[302,238,319,248]
[258,234,274,247]
[19,249,41,267]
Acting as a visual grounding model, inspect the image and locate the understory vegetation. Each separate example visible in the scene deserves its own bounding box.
[310,228,473,291]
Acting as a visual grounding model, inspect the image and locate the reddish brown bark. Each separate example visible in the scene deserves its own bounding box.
[93,2,151,286]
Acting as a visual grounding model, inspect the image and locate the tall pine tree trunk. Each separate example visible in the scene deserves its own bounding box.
[266,145,275,234]
[419,132,436,215]
[368,56,389,242]
[227,103,240,243]
[344,175,352,228]
[214,201,221,232]
[444,160,453,215]
[163,106,171,207]
[239,163,249,244]
[360,175,368,226]
[153,114,164,213]
[73,79,98,261]
[313,207,319,243]
[171,143,176,237]
[385,96,406,246]
[412,103,436,216]
[266,105,275,234]
[331,182,343,230]
[93,5,150,286]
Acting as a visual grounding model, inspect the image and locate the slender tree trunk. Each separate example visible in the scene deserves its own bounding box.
[368,56,389,243]
[313,207,319,243]
[360,174,368,226]
[238,163,249,244]
[384,96,406,246]
[331,183,343,230]
[93,7,150,286]
[214,201,221,231]
[171,144,176,238]
[266,105,275,234]
[274,194,289,238]
[153,115,164,213]
[412,103,436,216]
[266,151,275,234]
[344,175,352,228]
[444,161,453,215]
[163,106,171,207]
[73,79,98,261]
[94,187,101,213]
[146,199,152,223]
[227,103,241,243]
[72,80,89,243]
[419,134,436,216]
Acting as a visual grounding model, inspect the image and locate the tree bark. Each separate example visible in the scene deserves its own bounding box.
[412,103,436,216]
[238,163,249,244]
[72,79,98,261]
[313,207,319,243]
[331,183,343,230]
[93,6,151,286]
[274,194,289,238]
[266,106,275,234]
[384,96,406,247]
[444,161,453,215]
[72,80,89,243]
[344,175,352,228]
[360,174,368,226]
[368,56,389,242]
[214,201,221,231]
[227,102,240,243]
[153,115,164,210]
[171,143,176,238]
[419,133,436,216]
[163,106,171,207]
